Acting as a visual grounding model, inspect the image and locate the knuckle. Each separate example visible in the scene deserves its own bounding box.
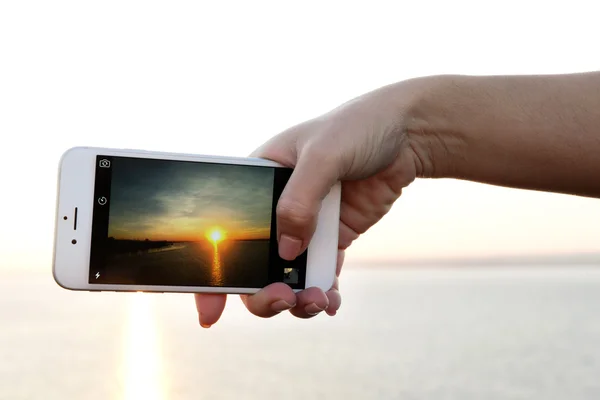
[373,203,392,220]
[302,141,343,171]
[304,142,331,159]
[246,301,273,318]
[277,198,316,227]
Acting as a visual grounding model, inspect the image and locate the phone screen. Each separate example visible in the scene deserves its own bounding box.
[89,155,306,289]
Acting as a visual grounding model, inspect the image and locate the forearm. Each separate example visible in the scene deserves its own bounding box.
[406,72,600,197]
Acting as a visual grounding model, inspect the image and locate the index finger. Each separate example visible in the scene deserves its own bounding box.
[194,294,227,328]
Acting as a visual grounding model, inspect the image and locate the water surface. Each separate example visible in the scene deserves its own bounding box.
[2,266,600,399]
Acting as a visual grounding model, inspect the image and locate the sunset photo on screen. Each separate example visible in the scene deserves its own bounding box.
[103,157,274,287]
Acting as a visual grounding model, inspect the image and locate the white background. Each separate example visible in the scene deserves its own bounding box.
[1,0,600,270]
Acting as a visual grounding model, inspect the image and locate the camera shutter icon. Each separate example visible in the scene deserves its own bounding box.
[99,159,111,168]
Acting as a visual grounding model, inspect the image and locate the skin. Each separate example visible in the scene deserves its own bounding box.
[195,71,600,327]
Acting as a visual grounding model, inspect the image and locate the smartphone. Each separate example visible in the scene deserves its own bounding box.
[53,147,340,294]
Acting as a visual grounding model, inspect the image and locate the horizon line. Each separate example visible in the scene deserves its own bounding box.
[345,252,600,267]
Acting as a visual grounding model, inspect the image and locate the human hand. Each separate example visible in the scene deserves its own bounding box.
[195,82,425,327]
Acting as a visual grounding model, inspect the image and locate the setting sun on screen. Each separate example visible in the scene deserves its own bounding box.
[206,228,226,244]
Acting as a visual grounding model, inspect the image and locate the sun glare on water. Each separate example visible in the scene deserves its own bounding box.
[122,293,165,400]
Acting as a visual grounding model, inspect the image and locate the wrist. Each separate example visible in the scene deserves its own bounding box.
[400,75,470,179]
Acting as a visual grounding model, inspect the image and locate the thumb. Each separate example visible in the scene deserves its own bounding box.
[276,146,341,260]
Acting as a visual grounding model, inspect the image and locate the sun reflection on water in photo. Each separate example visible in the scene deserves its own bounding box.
[211,243,223,286]
[122,293,165,400]
[206,227,225,286]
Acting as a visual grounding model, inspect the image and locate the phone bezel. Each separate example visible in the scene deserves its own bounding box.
[53,146,340,294]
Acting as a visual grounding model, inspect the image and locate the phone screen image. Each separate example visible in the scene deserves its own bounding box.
[89,155,306,289]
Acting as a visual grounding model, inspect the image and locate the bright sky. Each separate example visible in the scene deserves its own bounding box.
[1,1,600,270]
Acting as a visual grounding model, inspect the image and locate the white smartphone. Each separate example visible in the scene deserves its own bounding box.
[53,147,340,294]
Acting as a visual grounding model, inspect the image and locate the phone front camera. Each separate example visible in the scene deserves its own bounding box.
[71,239,77,244]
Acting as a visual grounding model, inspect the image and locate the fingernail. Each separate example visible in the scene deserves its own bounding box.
[279,234,302,260]
[200,323,211,329]
[271,299,295,312]
[304,302,326,315]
